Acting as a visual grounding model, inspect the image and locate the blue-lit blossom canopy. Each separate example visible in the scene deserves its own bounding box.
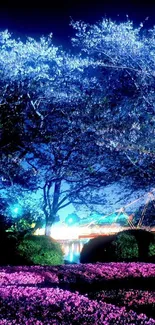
[0,18,154,235]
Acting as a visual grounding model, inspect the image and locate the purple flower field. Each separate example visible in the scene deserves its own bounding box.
[0,263,155,324]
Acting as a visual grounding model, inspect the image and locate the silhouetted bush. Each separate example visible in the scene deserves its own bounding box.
[0,232,20,265]
[80,229,155,263]
[80,235,116,263]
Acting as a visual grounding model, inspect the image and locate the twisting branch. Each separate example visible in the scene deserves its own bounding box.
[27,93,44,128]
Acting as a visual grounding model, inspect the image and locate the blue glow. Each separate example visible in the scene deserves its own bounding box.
[65,213,80,226]
[10,204,22,217]
[13,207,19,213]
[69,251,73,262]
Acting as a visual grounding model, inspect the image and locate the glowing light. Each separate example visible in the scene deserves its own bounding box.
[68,251,74,262]
[64,245,70,255]
[65,213,80,226]
[10,204,22,217]
[34,228,45,235]
[34,223,155,242]
[31,223,36,228]
[50,224,79,240]
[80,242,84,251]
[33,188,155,240]
[13,207,19,213]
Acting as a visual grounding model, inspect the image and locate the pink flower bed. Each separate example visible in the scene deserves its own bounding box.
[0,263,154,324]
[0,286,155,324]
[0,266,59,286]
[56,262,155,284]
[1,262,154,286]
[119,290,155,308]
[88,289,155,318]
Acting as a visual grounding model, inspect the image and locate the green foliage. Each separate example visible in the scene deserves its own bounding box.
[80,229,155,263]
[7,215,44,236]
[148,241,155,256]
[113,229,155,261]
[8,218,33,233]
[115,229,155,262]
[16,235,64,265]
[112,233,138,260]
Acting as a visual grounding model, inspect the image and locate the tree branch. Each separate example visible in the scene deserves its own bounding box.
[27,93,44,128]
[57,201,72,210]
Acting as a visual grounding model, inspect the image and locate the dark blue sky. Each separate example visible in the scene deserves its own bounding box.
[0,1,154,47]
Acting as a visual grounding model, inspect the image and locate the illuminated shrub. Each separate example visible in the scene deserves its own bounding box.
[112,233,138,260]
[16,235,64,265]
[148,240,155,258]
[113,229,155,262]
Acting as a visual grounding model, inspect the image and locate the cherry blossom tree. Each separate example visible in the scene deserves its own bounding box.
[0,20,154,235]
[71,18,155,182]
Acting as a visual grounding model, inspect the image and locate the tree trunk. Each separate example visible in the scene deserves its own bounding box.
[45,225,51,236]
[45,219,54,236]
[43,181,61,236]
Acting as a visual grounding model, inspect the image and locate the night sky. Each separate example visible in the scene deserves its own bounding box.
[0,1,155,47]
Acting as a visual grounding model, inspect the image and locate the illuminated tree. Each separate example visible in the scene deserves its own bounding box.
[0,21,155,235]
[0,30,111,235]
[71,18,155,182]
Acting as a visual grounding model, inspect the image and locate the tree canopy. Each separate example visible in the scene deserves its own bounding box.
[0,19,155,234]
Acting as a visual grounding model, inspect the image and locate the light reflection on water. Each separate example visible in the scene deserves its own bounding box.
[60,239,89,263]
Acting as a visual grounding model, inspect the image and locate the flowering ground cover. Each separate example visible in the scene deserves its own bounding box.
[0,263,154,324]
[1,262,154,285]
[88,289,155,319]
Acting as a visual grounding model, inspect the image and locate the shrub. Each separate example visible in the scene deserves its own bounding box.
[80,229,155,263]
[16,235,64,265]
[0,232,17,265]
[80,235,116,263]
[148,240,155,263]
[118,229,155,261]
[112,232,139,261]
[0,234,64,266]
[148,240,155,256]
